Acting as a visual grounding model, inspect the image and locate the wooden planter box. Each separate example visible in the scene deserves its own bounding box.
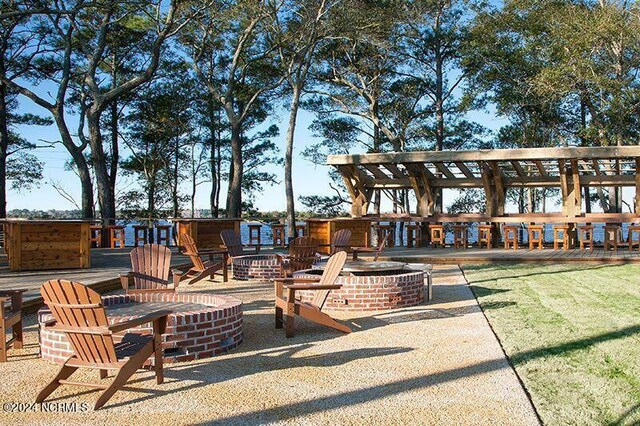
[307,218,372,254]
[173,218,242,250]
[4,220,91,271]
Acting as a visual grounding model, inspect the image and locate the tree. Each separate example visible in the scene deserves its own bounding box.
[182,0,285,218]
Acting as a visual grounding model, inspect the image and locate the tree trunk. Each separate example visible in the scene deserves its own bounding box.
[173,138,179,217]
[226,122,243,218]
[284,85,301,238]
[434,31,445,214]
[0,82,8,218]
[209,100,218,217]
[109,98,118,215]
[87,109,115,224]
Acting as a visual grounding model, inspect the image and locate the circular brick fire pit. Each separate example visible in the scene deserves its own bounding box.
[294,263,425,311]
[38,292,243,365]
[232,254,282,281]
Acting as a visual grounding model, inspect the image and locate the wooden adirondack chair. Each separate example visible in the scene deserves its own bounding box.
[119,244,180,293]
[278,236,319,277]
[176,234,229,284]
[274,251,350,338]
[37,280,170,410]
[351,233,390,261]
[330,229,352,255]
[220,229,259,262]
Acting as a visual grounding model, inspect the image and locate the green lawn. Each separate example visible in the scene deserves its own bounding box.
[463,263,640,426]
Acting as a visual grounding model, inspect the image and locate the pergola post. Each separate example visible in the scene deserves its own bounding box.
[338,165,372,217]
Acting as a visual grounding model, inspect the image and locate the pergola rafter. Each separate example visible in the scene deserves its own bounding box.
[328,146,640,218]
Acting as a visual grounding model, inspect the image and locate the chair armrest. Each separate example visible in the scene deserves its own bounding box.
[109,310,172,333]
[285,284,342,290]
[0,289,28,295]
[351,246,377,252]
[119,273,131,291]
[172,269,183,287]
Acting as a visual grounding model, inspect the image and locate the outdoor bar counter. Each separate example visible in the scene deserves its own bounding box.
[307,218,372,254]
[3,219,92,271]
[172,218,242,250]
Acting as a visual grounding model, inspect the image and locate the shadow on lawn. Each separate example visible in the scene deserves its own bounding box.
[463,263,623,285]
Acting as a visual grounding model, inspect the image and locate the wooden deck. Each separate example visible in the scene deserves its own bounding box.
[376,246,640,264]
[0,248,192,310]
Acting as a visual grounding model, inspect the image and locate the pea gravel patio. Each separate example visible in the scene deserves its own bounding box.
[0,265,539,425]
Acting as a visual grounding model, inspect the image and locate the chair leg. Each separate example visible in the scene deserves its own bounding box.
[275,306,283,329]
[13,318,23,349]
[36,364,79,403]
[154,338,164,385]
[100,369,109,379]
[285,301,295,338]
[0,327,6,363]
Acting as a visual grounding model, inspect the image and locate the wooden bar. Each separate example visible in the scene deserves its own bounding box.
[306,218,372,254]
[171,218,242,250]
[3,220,92,271]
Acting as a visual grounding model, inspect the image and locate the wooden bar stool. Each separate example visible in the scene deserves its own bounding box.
[89,225,102,248]
[295,224,305,237]
[478,224,492,249]
[108,225,126,249]
[604,224,621,251]
[248,224,262,246]
[628,225,640,251]
[378,224,396,248]
[577,225,594,250]
[528,224,544,250]
[271,224,285,247]
[452,224,468,249]
[155,225,171,246]
[132,225,149,247]
[430,224,445,248]
[0,289,26,362]
[503,225,519,250]
[406,224,422,248]
[552,225,570,251]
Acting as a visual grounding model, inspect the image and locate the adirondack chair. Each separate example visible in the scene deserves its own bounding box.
[0,289,26,362]
[119,244,180,293]
[220,229,260,262]
[330,229,352,255]
[277,236,319,277]
[274,251,350,337]
[37,280,170,410]
[176,234,229,284]
[351,233,390,261]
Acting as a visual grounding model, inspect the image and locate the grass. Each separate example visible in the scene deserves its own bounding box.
[462,263,640,426]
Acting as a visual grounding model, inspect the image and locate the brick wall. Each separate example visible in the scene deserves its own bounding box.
[294,270,425,311]
[38,292,243,365]
[232,254,282,281]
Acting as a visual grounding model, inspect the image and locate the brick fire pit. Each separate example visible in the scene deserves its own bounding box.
[38,292,243,365]
[294,262,425,311]
[232,254,282,281]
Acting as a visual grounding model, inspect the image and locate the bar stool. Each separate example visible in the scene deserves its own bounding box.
[132,225,149,247]
[295,224,305,237]
[503,225,519,250]
[604,224,621,251]
[628,224,640,251]
[378,224,396,248]
[578,225,594,250]
[552,225,570,251]
[108,225,126,249]
[478,224,493,249]
[406,224,422,248]
[430,224,445,248]
[155,225,171,246]
[248,224,262,246]
[528,224,544,250]
[271,224,285,247]
[452,224,468,249]
[89,225,102,248]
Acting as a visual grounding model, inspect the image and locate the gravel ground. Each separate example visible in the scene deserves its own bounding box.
[0,265,539,425]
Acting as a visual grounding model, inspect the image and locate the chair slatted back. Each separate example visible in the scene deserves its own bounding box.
[221,230,244,257]
[331,229,352,255]
[181,234,205,270]
[289,237,318,272]
[130,244,172,290]
[311,251,347,309]
[41,280,117,365]
[374,233,390,261]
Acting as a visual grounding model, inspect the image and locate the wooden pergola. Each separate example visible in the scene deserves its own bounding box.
[328,146,640,220]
